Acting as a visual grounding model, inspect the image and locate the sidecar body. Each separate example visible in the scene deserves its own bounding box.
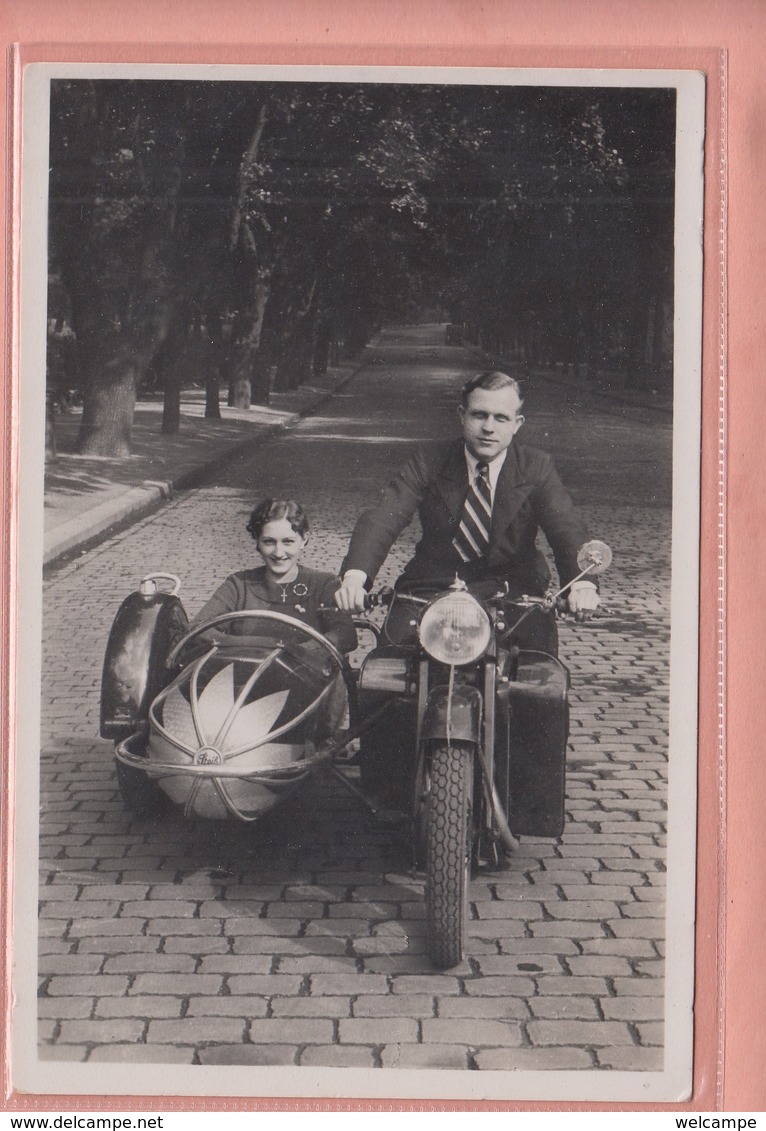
[101,576,349,821]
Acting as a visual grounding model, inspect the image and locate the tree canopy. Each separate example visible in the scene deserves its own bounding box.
[46,78,676,456]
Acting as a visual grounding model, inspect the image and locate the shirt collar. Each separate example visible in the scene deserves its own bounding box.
[463,446,507,496]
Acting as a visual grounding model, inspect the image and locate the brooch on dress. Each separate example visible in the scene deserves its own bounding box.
[276,580,310,604]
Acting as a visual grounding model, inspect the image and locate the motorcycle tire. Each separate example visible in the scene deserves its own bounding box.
[425,741,473,970]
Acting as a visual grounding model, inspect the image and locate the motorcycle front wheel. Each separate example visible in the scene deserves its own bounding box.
[425,741,474,969]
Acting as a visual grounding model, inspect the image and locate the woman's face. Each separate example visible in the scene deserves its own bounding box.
[255,518,307,580]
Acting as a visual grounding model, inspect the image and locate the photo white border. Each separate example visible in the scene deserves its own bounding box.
[13,62,705,1102]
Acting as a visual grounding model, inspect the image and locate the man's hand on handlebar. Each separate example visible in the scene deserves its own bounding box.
[335,569,369,614]
[567,579,600,620]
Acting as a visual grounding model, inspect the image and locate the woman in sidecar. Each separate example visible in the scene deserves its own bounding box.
[100,500,357,821]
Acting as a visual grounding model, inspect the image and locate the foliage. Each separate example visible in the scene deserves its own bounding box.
[46,79,676,453]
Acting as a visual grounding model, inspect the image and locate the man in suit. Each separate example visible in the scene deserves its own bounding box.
[335,370,599,640]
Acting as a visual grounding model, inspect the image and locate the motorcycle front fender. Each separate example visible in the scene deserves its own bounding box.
[420,683,483,746]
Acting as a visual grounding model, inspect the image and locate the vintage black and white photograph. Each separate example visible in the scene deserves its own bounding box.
[13,64,703,1102]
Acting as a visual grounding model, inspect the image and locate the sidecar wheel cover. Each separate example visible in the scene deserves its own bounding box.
[140,644,326,820]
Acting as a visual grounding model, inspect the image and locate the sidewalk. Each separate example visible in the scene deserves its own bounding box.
[43,352,369,568]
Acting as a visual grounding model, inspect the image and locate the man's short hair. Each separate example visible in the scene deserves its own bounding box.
[461,370,523,407]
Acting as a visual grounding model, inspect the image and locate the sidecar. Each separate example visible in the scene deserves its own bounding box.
[100,574,353,821]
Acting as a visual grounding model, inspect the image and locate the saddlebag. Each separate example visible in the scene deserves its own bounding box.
[100,587,188,739]
[497,650,569,838]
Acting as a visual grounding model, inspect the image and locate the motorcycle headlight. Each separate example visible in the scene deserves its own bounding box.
[418,591,492,665]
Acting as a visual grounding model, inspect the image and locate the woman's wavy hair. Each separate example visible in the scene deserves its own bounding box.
[246,499,310,541]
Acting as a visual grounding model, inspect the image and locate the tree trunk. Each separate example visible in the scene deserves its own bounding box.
[229,272,272,408]
[45,391,57,463]
[75,356,138,457]
[161,383,182,434]
[313,318,332,378]
[203,311,223,418]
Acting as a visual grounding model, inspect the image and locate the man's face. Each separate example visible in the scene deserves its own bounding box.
[458,386,525,462]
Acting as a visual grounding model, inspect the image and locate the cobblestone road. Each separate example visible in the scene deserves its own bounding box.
[38,325,672,1074]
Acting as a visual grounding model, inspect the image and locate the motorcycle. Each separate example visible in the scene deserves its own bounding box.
[99,541,610,970]
[353,540,612,968]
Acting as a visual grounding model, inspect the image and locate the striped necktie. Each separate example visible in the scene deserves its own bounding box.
[452,461,492,563]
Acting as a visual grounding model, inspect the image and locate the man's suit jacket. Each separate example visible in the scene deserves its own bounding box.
[341,439,588,596]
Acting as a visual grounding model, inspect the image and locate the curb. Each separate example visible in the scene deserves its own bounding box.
[43,352,372,571]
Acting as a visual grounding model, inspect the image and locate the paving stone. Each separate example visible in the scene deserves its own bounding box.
[162,937,232,955]
[632,1020,665,1045]
[352,994,435,1018]
[462,976,536,997]
[612,977,665,996]
[222,974,304,996]
[103,954,197,974]
[436,997,529,1021]
[601,996,665,1021]
[389,975,463,995]
[95,997,183,1018]
[119,900,199,919]
[59,1019,145,1043]
[195,955,275,975]
[634,959,665,976]
[88,1045,196,1063]
[309,974,389,996]
[78,884,152,900]
[77,937,162,955]
[274,956,360,974]
[223,917,303,937]
[379,1044,470,1069]
[37,955,105,975]
[197,1044,299,1066]
[597,1046,664,1070]
[421,1018,523,1045]
[475,1047,594,1070]
[560,885,634,901]
[544,900,620,920]
[299,1045,376,1067]
[128,974,224,995]
[534,976,611,996]
[270,996,353,1018]
[248,1018,335,1043]
[580,939,657,958]
[234,935,348,956]
[339,1017,419,1043]
[527,1020,635,1046]
[146,1018,248,1043]
[45,975,129,997]
[620,902,666,919]
[497,938,580,956]
[38,997,94,1019]
[529,921,608,939]
[184,997,270,1018]
[473,954,565,976]
[145,919,224,936]
[473,901,545,920]
[606,920,666,939]
[39,901,121,920]
[566,956,635,976]
[528,996,601,1020]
